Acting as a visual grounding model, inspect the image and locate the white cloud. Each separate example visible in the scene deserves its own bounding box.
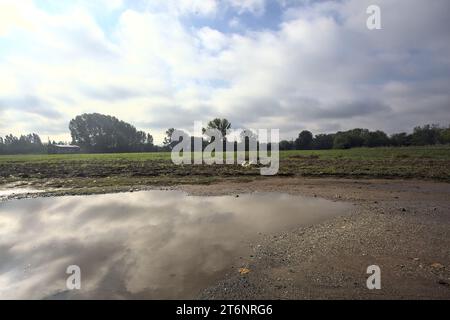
[197,27,229,52]
[144,0,218,17]
[0,0,34,36]
[228,17,241,29]
[228,0,267,15]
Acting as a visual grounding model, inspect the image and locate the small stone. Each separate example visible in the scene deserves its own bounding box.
[430,262,445,270]
[438,280,449,287]
[238,268,250,275]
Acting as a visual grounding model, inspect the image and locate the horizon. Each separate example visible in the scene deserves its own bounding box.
[1,115,448,147]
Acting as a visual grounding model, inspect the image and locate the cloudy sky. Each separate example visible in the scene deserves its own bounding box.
[0,0,449,144]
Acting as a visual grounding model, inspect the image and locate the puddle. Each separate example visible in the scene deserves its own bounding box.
[0,188,43,197]
[0,190,351,299]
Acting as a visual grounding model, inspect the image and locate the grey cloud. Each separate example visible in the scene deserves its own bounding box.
[23,121,68,135]
[0,95,62,119]
[136,104,214,131]
[224,97,282,120]
[81,86,143,102]
[316,122,342,133]
[54,20,118,60]
[311,100,392,119]
[220,95,391,128]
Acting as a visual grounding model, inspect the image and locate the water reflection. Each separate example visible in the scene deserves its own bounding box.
[0,191,350,299]
[0,188,42,197]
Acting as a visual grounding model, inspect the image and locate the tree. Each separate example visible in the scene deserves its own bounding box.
[202,118,231,140]
[333,133,351,149]
[390,132,411,146]
[163,128,174,145]
[0,133,44,154]
[238,129,258,153]
[363,130,390,147]
[410,124,440,146]
[69,113,154,153]
[279,140,294,150]
[239,129,257,143]
[312,134,334,150]
[163,128,177,150]
[333,129,367,149]
[439,126,450,144]
[295,130,313,150]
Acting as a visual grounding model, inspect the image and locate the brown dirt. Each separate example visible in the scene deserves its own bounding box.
[177,178,450,300]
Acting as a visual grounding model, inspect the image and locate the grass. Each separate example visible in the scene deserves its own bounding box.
[1,146,450,191]
[1,145,449,162]
[0,152,171,163]
[281,146,450,160]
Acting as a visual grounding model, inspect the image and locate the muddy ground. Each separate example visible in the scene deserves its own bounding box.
[1,177,449,299]
[180,178,450,299]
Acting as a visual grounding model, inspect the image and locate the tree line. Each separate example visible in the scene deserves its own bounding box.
[0,134,46,154]
[279,125,450,150]
[1,113,449,154]
[0,113,156,154]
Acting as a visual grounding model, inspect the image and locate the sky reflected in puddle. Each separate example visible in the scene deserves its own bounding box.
[0,188,43,197]
[0,191,351,299]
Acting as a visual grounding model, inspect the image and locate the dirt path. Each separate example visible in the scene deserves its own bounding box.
[179,178,450,299]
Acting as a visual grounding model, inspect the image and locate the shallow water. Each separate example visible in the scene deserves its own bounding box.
[0,188,42,197]
[0,190,351,299]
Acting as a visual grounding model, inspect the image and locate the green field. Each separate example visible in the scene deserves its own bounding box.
[1,146,450,192]
[1,145,450,162]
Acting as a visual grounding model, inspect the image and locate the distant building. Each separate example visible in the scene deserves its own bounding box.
[48,144,81,154]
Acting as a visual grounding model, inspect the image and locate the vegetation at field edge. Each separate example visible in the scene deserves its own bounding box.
[1,146,450,192]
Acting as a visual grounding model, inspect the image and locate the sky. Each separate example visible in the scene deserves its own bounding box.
[0,0,449,144]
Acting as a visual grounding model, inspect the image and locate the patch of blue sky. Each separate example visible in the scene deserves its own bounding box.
[198,78,231,89]
[94,10,123,40]
[34,0,122,41]
[34,0,73,14]
[181,1,285,34]
[0,37,12,57]
[0,30,31,58]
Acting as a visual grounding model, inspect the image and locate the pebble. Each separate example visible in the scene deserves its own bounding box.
[438,280,449,287]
